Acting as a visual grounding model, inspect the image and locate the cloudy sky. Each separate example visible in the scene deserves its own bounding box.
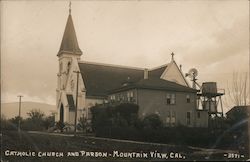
[1,1,249,112]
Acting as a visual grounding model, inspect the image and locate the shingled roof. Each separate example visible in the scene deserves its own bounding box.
[79,62,144,97]
[58,14,82,56]
[148,64,168,78]
[108,78,197,94]
[79,62,169,97]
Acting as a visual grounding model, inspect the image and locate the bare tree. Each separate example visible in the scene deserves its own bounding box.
[227,72,249,106]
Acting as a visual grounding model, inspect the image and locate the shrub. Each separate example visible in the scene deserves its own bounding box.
[142,114,163,129]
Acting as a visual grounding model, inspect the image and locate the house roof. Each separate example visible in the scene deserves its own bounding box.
[108,78,197,94]
[78,61,170,97]
[58,14,82,56]
[226,106,250,116]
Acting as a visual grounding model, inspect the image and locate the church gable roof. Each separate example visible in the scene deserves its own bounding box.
[78,62,144,97]
[149,64,168,78]
[160,60,189,87]
[58,14,82,56]
[78,61,184,97]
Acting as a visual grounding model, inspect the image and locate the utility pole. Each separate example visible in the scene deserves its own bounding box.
[17,95,23,133]
[73,71,80,136]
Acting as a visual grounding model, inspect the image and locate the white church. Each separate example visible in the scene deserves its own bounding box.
[55,8,208,128]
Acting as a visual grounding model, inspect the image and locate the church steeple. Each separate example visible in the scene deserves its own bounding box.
[57,3,82,56]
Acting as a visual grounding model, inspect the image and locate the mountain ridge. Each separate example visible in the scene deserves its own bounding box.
[1,102,56,119]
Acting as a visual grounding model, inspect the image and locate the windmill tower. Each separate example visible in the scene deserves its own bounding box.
[185,68,200,89]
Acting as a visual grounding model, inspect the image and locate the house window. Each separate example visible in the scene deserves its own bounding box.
[127,91,134,102]
[187,112,191,125]
[197,112,201,118]
[171,111,176,126]
[110,95,116,101]
[166,93,176,105]
[117,94,121,101]
[166,94,171,104]
[166,111,170,125]
[186,94,191,103]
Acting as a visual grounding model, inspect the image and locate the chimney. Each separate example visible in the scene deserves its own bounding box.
[144,68,149,79]
[179,64,182,71]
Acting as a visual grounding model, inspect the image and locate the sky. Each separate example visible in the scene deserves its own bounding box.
[1,0,249,112]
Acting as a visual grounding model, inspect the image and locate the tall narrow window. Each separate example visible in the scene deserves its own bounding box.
[186,94,191,103]
[171,94,176,104]
[67,61,71,74]
[171,111,176,126]
[166,94,171,104]
[166,111,170,125]
[126,91,134,102]
[127,92,130,101]
[110,95,115,101]
[166,93,176,105]
[187,112,191,125]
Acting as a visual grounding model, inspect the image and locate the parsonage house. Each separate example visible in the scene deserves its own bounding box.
[55,10,208,128]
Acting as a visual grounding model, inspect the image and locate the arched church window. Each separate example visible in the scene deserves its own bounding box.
[67,61,71,74]
[70,80,74,91]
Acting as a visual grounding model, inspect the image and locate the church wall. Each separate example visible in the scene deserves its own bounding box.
[68,111,75,125]
[56,91,70,123]
[56,52,87,124]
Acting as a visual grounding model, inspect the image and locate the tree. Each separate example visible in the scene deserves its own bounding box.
[23,109,45,131]
[227,72,249,106]
[27,109,45,121]
[10,116,23,126]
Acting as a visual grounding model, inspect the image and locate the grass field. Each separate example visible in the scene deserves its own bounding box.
[1,131,246,162]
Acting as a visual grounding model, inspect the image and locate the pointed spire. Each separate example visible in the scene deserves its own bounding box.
[57,3,82,56]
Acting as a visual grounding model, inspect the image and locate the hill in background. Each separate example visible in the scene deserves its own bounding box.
[1,102,56,119]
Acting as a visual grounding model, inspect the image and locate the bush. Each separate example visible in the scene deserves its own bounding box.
[55,121,65,132]
[1,116,18,131]
[91,103,139,131]
[142,114,163,129]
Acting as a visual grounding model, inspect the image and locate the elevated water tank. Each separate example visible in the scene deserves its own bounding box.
[202,82,217,94]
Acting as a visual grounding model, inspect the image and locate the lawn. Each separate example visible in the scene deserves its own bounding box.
[1,131,246,162]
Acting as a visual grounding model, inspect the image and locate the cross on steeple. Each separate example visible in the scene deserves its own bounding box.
[171,52,175,61]
[69,1,72,15]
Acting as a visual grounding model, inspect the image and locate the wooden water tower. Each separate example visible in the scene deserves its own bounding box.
[198,82,224,117]
[186,68,225,128]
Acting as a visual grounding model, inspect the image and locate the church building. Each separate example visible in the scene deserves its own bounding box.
[55,8,208,128]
